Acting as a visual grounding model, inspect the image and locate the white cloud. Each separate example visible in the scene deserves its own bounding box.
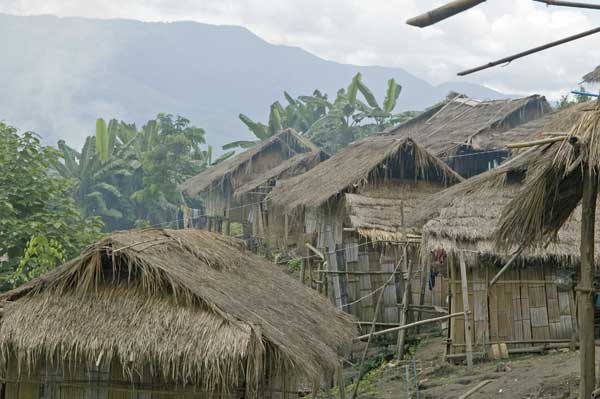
[2,0,600,99]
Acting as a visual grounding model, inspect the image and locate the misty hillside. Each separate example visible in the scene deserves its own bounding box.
[0,14,509,149]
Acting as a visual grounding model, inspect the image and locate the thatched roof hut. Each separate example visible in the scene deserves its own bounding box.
[582,65,600,84]
[404,104,595,355]
[181,129,324,199]
[268,136,463,215]
[388,93,552,177]
[0,229,355,397]
[409,102,596,264]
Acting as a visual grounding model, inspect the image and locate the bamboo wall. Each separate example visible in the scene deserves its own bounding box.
[447,259,577,356]
[302,228,447,332]
[2,357,297,399]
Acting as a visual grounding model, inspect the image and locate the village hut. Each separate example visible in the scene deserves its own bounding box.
[267,136,463,330]
[388,93,552,178]
[405,103,593,360]
[0,229,356,398]
[180,129,327,243]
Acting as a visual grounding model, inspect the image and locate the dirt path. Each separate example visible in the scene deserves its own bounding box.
[357,336,587,399]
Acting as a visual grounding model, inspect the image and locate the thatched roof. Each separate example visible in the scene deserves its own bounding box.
[582,65,600,83]
[345,181,442,241]
[0,229,356,393]
[497,100,600,251]
[409,103,600,264]
[268,137,463,212]
[389,94,551,156]
[181,129,321,198]
[233,151,327,199]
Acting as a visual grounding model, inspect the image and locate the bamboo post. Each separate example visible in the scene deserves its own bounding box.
[350,263,399,399]
[397,246,414,360]
[416,261,430,333]
[489,248,523,287]
[579,164,598,399]
[459,253,474,369]
[337,363,346,399]
[354,312,467,340]
[325,225,343,308]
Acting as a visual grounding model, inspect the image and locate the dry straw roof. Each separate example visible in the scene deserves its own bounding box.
[497,100,600,252]
[181,129,321,198]
[582,65,600,83]
[409,103,600,264]
[0,229,355,394]
[268,136,463,212]
[389,93,551,156]
[345,181,443,241]
[233,151,327,199]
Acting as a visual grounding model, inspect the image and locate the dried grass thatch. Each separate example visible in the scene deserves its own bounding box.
[583,65,600,84]
[268,137,463,212]
[389,94,551,156]
[496,100,600,250]
[345,181,442,241]
[181,129,321,198]
[407,103,600,264]
[0,229,356,395]
[233,151,327,199]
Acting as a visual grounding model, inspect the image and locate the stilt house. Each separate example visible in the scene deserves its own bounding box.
[406,103,593,360]
[389,93,552,178]
[267,136,463,330]
[180,129,327,243]
[0,229,355,398]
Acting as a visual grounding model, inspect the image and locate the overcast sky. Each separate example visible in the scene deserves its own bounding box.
[2,0,600,99]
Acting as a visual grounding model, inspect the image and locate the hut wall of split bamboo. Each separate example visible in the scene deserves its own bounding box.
[405,103,594,356]
[0,229,356,399]
[180,129,327,245]
[267,136,463,330]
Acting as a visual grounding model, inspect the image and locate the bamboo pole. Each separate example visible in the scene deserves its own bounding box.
[458,380,492,399]
[354,312,466,341]
[533,0,600,10]
[506,136,567,149]
[578,164,598,399]
[397,248,414,360]
[459,253,473,370]
[489,248,523,287]
[458,26,600,76]
[325,225,343,308]
[350,262,400,399]
[406,0,486,27]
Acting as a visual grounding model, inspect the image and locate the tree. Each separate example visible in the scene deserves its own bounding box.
[54,118,140,231]
[129,114,210,227]
[556,86,592,110]
[0,123,102,288]
[56,114,213,231]
[228,73,418,154]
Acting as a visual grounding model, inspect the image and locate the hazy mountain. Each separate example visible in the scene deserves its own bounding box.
[0,14,509,150]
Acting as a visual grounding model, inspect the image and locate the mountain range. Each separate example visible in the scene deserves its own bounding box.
[0,13,510,150]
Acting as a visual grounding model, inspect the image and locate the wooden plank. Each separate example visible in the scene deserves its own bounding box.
[325,225,343,308]
[381,256,399,323]
[358,253,374,323]
[459,253,473,369]
[472,267,488,350]
[397,247,414,360]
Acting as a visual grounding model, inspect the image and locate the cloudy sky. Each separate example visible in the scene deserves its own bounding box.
[2,0,600,99]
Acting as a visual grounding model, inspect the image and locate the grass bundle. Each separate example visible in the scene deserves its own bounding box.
[496,100,600,250]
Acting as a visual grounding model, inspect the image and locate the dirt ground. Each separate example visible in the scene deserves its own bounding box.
[352,336,589,399]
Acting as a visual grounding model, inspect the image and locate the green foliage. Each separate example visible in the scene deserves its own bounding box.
[56,114,212,231]
[0,123,102,288]
[12,236,66,285]
[230,73,418,154]
[286,257,302,273]
[557,86,592,110]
